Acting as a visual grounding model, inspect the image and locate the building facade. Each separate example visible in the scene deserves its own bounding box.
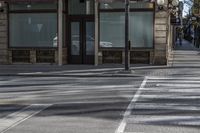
[0,0,171,65]
[193,0,200,16]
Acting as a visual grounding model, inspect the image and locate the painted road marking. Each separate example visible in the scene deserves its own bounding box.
[0,104,51,133]
[116,76,200,133]
[129,115,200,126]
[115,77,147,133]
[147,76,200,80]
[156,83,200,87]
[131,76,200,130]
[147,80,200,83]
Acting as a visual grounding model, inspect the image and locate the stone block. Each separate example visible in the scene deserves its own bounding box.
[0,20,7,26]
[154,50,166,57]
[154,45,166,51]
[0,43,7,49]
[0,49,8,55]
[98,51,103,64]
[155,18,167,24]
[155,37,167,44]
[0,47,8,63]
[30,50,36,64]
[155,25,167,31]
[149,51,154,65]
[155,11,168,18]
[0,57,9,64]
[155,31,167,37]
[0,31,7,37]
[0,14,7,20]
[0,37,7,43]
[0,26,7,32]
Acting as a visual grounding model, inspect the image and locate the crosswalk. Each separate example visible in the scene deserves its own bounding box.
[123,76,200,133]
[0,104,51,133]
[169,50,200,67]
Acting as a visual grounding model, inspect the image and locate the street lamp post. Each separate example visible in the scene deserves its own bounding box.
[125,0,130,71]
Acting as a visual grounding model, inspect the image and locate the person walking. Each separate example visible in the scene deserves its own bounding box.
[177,27,183,46]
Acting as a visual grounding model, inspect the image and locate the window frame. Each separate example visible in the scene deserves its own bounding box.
[8,1,58,49]
[98,1,155,50]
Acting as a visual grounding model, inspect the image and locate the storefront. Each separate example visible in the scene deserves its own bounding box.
[0,0,169,65]
[9,0,58,63]
[98,0,154,64]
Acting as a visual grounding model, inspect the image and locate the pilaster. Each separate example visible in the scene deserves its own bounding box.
[154,10,169,65]
[0,2,8,64]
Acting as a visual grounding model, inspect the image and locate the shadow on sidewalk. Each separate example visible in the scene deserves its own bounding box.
[174,39,196,51]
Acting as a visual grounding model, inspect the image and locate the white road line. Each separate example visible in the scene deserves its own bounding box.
[18,72,43,75]
[131,115,200,123]
[0,104,52,133]
[147,80,200,83]
[115,77,148,133]
[156,83,200,87]
[135,103,200,111]
[148,76,200,80]
[0,85,136,89]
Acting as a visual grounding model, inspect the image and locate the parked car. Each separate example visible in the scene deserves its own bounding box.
[72,35,112,47]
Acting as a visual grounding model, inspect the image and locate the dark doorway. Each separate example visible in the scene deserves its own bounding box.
[68,17,94,64]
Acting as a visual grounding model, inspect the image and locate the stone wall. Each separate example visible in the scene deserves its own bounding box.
[0,3,8,64]
[154,10,169,65]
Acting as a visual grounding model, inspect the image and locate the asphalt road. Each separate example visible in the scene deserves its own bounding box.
[0,76,143,133]
[1,75,200,133]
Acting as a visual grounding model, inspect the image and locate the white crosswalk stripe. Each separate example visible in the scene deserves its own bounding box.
[0,104,51,133]
[124,76,200,133]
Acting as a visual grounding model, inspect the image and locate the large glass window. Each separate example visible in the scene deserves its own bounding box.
[100,13,125,48]
[130,12,153,48]
[100,12,153,48]
[10,13,57,48]
[9,2,57,48]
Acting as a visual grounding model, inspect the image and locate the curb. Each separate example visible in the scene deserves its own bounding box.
[0,73,143,78]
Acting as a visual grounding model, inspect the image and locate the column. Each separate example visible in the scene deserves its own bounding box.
[0,1,8,64]
[94,0,99,66]
[58,0,63,66]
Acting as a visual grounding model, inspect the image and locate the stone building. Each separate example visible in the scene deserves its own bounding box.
[0,0,173,65]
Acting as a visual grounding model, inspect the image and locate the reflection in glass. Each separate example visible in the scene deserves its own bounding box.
[9,13,57,47]
[71,22,80,55]
[130,12,153,48]
[86,22,95,55]
[100,12,125,48]
[100,12,153,48]
[100,2,125,9]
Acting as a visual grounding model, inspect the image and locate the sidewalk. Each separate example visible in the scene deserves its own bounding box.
[0,64,168,77]
[1,39,200,77]
[169,39,200,67]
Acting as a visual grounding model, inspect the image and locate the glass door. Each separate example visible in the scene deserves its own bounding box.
[84,21,95,64]
[69,18,94,64]
[70,21,82,64]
